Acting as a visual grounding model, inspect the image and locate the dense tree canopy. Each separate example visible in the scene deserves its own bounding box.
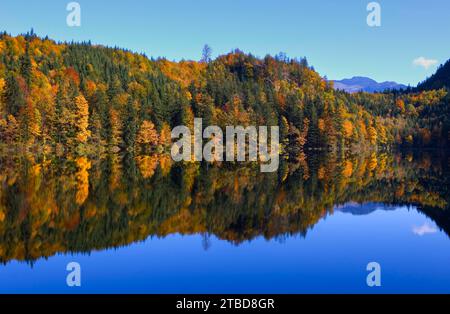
[0,32,449,156]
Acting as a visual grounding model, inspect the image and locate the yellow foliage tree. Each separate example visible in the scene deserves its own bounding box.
[368,126,377,145]
[0,78,5,114]
[342,160,353,178]
[75,157,91,205]
[318,118,325,132]
[159,122,172,146]
[135,155,158,179]
[75,95,90,143]
[136,120,159,146]
[378,125,388,145]
[343,120,353,138]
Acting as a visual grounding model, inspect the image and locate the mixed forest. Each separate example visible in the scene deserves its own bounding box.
[0,31,449,158]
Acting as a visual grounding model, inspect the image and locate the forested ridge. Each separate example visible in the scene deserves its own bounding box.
[417,58,450,91]
[0,32,449,156]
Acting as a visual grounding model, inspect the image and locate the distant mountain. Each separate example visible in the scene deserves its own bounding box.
[334,202,397,216]
[332,76,407,93]
[417,59,450,91]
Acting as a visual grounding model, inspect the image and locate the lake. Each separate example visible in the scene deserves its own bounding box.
[0,150,449,293]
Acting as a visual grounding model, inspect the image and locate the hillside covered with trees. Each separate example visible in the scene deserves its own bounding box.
[417,59,450,91]
[0,32,449,157]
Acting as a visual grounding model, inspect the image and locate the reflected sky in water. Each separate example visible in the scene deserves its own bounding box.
[1,204,449,293]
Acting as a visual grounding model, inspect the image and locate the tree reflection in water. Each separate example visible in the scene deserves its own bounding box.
[0,150,448,263]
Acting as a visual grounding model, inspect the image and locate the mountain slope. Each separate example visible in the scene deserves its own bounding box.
[0,33,448,153]
[417,59,450,91]
[332,76,407,93]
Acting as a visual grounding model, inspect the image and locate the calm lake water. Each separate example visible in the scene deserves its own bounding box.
[0,151,449,293]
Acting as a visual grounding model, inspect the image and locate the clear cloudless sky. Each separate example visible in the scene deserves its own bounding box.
[0,0,449,86]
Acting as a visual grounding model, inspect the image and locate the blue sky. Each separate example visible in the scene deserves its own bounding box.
[0,0,448,86]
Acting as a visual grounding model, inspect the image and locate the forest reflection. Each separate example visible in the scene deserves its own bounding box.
[0,150,449,263]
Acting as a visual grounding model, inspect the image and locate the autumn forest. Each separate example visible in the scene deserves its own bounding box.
[0,31,449,158]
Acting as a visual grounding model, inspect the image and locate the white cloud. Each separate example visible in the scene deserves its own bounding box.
[412,223,438,236]
[413,57,438,70]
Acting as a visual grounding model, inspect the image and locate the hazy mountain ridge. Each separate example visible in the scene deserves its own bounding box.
[332,76,407,93]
